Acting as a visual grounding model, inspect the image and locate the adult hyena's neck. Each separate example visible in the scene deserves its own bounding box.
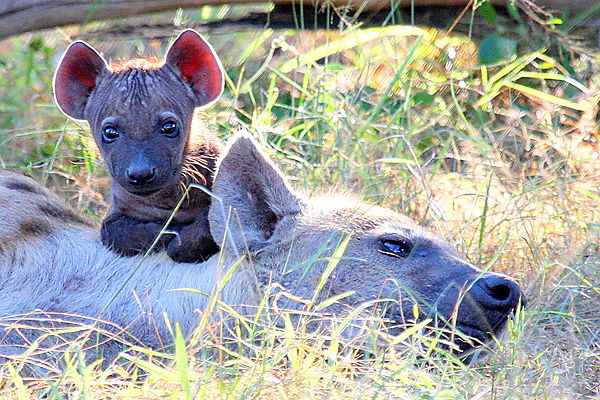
[181,123,223,190]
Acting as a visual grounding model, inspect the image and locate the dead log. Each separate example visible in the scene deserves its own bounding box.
[0,0,596,40]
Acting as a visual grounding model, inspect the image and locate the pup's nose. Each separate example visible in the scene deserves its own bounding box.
[126,165,156,185]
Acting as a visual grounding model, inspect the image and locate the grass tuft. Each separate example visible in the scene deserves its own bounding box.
[0,3,598,398]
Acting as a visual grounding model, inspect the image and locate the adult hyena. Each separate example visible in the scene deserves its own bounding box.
[0,134,524,366]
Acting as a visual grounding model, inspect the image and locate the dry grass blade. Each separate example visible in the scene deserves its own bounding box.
[0,3,598,399]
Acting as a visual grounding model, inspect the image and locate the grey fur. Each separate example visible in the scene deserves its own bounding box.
[0,133,523,367]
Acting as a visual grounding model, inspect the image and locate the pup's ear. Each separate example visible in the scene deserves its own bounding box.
[164,29,225,109]
[53,41,107,120]
[208,133,302,253]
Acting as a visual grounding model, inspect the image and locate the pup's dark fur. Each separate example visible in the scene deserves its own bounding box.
[53,30,225,262]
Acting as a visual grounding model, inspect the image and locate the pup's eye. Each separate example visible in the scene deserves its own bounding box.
[160,121,178,137]
[379,237,413,258]
[102,126,120,143]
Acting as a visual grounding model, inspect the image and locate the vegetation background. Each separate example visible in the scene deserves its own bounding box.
[0,1,598,398]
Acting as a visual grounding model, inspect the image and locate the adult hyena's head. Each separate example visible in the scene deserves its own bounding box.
[285,200,524,352]
[208,134,525,354]
[53,30,224,196]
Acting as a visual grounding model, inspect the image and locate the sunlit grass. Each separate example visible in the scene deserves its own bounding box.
[0,3,598,398]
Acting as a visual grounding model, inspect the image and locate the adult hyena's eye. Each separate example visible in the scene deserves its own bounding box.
[378,237,413,258]
[160,121,178,137]
[102,125,120,143]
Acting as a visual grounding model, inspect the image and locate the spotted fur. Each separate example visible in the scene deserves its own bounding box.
[0,171,93,252]
[0,134,524,368]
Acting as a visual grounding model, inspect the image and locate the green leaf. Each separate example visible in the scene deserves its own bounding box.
[506,0,520,19]
[314,291,355,312]
[120,354,178,381]
[29,37,43,52]
[7,364,27,400]
[310,233,352,306]
[477,1,497,25]
[412,91,435,105]
[478,34,517,65]
[544,17,563,25]
[395,319,432,343]
[175,324,192,400]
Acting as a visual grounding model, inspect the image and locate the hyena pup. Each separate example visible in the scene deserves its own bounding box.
[53,30,224,262]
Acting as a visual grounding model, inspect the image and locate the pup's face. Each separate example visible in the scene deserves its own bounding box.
[84,67,196,196]
[53,30,224,196]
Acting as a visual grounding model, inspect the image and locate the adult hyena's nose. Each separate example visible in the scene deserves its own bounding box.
[472,274,524,312]
[126,159,157,185]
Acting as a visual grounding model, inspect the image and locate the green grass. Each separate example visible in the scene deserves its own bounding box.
[0,3,599,398]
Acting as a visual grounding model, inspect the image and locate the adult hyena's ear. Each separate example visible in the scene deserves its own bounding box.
[164,29,225,109]
[53,41,107,120]
[208,133,302,254]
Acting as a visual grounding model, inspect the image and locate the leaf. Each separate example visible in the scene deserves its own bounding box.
[310,233,352,306]
[412,91,435,106]
[544,17,563,26]
[504,82,588,111]
[314,291,355,312]
[373,157,416,165]
[29,37,44,52]
[7,364,27,400]
[506,0,520,19]
[478,35,517,65]
[477,1,497,25]
[175,324,192,400]
[279,26,430,73]
[120,354,178,381]
[395,319,432,343]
